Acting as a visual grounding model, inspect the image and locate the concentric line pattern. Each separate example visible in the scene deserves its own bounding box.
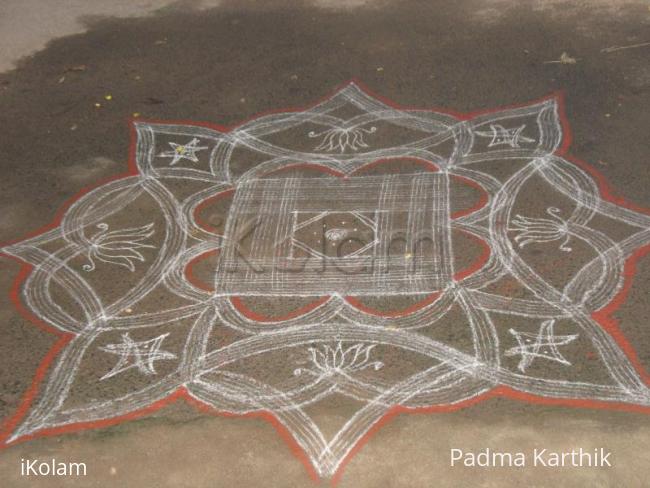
[1,82,649,480]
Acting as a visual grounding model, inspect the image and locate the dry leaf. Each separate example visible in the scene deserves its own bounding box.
[559,52,577,64]
[544,52,577,64]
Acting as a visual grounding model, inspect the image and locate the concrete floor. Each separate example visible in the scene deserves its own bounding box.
[0,0,649,486]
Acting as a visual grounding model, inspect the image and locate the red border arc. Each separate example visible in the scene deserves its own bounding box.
[1,79,649,485]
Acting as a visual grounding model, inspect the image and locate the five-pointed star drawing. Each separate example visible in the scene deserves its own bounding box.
[475,123,535,148]
[506,319,579,373]
[158,137,208,165]
[99,332,176,380]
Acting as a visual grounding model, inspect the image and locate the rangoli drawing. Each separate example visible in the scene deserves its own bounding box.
[1,81,649,481]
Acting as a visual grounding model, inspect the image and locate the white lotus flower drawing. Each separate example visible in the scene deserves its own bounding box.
[308,126,377,152]
[510,207,572,252]
[294,342,384,377]
[83,222,155,272]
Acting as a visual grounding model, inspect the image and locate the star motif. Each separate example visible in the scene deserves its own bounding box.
[475,123,535,148]
[99,333,176,380]
[158,137,208,165]
[506,320,579,373]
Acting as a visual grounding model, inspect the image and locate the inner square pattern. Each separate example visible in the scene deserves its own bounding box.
[214,172,468,295]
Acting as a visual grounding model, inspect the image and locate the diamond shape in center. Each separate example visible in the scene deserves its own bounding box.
[291,211,377,259]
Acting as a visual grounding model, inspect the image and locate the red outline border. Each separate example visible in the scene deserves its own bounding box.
[1,80,649,485]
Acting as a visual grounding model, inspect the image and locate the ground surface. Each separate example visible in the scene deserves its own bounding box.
[0,0,649,487]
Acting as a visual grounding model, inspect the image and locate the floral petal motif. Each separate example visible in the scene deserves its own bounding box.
[294,342,384,377]
[510,207,572,252]
[83,222,155,272]
[308,126,377,152]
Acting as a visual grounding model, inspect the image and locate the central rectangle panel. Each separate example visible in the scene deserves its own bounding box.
[214,173,451,296]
